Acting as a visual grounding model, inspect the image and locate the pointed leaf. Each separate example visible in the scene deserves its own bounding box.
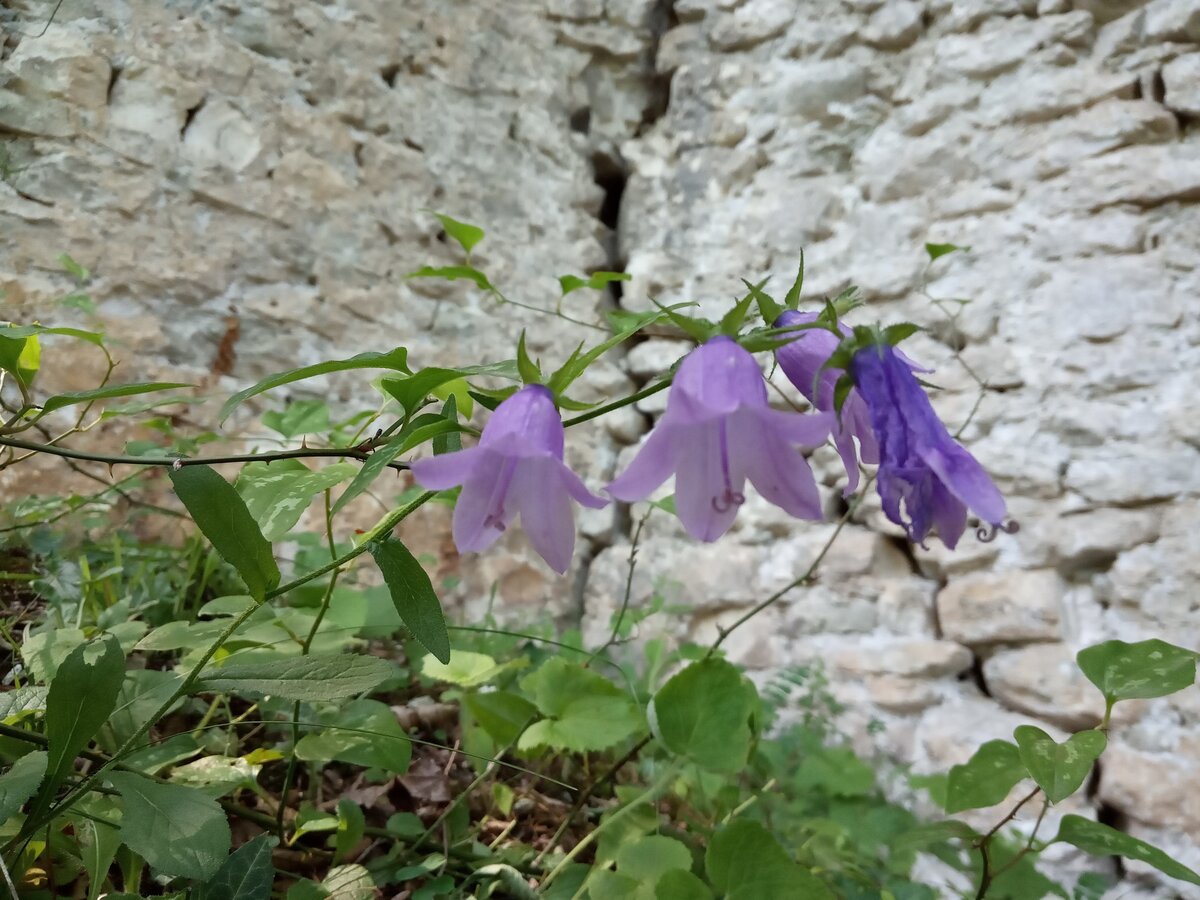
[406,265,492,290]
[433,395,461,454]
[783,250,805,308]
[219,348,410,423]
[195,654,397,701]
[109,773,231,880]
[516,330,542,385]
[1053,815,1200,885]
[42,636,125,805]
[742,277,782,326]
[558,271,630,296]
[237,460,356,540]
[37,382,192,417]
[925,242,969,261]
[1076,639,1197,704]
[170,465,280,602]
[706,820,832,899]
[0,751,48,823]
[427,212,484,254]
[1014,726,1105,803]
[944,740,1027,813]
[369,537,450,663]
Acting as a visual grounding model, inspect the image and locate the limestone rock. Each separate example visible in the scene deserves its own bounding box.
[834,639,973,679]
[863,2,924,50]
[981,643,1106,730]
[1163,53,1200,117]
[938,570,1065,646]
[1099,743,1200,831]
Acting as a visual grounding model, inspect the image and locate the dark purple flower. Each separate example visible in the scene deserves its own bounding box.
[851,343,1005,548]
[774,310,879,495]
[410,384,607,574]
[608,336,832,541]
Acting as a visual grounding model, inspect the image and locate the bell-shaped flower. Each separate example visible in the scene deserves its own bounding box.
[850,342,1005,549]
[608,336,832,541]
[410,384,607,574]
[774,310,879,495]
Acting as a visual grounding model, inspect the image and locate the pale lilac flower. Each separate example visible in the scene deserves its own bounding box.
[410,384,606,574]
[851,343,1005,549]
[608,336,832,541]
[774,310,879,495]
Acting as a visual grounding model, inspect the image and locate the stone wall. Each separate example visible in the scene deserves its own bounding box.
[3,0,1199,895]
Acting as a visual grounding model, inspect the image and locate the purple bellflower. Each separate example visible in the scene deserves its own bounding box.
[850,342,1005,549]
[608,336,832,542]
[410,384,607,574]
[774,310,879,495]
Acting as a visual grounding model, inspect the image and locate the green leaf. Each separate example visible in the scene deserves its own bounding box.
[783,250,805,308]
[463,691,539,745]
[170,465,280,602]
[379,361,516,419]
[195,654,397,701]
[109,772,231,880]
[618,835,693,883]
[18,629,86,682]
[516,330,542,384]
[925,242,969,261]
[0,323,105,346]
[652,299,717,343]
[546,309,671,397]
[332,418,462,514]
[71,798,122,900]
[218,347,410,423]
[422,650,504,688]
[433,395,461,454]
[649,658,757,773]
[427,211,485,254]
[1076,639,1197,704]
[406,265,492,290]
[881,322,922,347]
[369,537,450,663]
[1053,815,1200,886]
[261,400,331,438]
[1013,726,1106,803]
[516,658,641,753]
[655,869,714,900]
[741,277,783,327]
[295,698,412,774]
[41,635,125,807]
[59,252,90,283]
[832,373,854,419]
[323,864,375,900]
[558,271,630,296]
[0,751,48,823]
[236,459,356,541]
[944,740,1028,813]
[194,833,278,900]
[37,382,192,417]
[706,820,832,900]
[0,329,39,386]
[718,282,758,336]
[336,798,366,861]
[0,685,48,720]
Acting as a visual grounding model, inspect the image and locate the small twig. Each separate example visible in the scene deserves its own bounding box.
[972,785,1042,899]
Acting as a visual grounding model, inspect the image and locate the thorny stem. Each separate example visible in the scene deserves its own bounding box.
[989,794,1050,884]
[587,509,651,666]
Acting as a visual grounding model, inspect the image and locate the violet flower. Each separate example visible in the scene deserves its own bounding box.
[608,336,832,542]
[774,310,879,495]
[850,342,1005,549]
[410,384,607,574]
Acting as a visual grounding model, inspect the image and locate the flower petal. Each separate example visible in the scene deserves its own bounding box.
[513,458,576,574]
[410,447,482,490]
[607,421,677,501]
[479,384,565,459]
[929,478,968,550]
[558,462,609,509]
[452,452,512,553]
[756,407,834,447]
[734,410,824,520]
[833,428,862,496]
[922,442,1006,525]
[668,337,769,424]
[674,420,743,542]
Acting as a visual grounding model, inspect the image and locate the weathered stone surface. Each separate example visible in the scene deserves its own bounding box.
[981,643,1107,730]
[1100,742,1200,831]
[1163,52,1200,116]
[834,639,974,679]
[938,570,1065,646]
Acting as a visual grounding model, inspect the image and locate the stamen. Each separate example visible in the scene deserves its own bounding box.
[711,489,746,513]
[976,519,1020,543]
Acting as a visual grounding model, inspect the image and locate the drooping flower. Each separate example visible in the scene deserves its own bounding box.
[410,384,607,574]
[850,342,1005,549]
[774,310,879,495]
[608,336,832,541]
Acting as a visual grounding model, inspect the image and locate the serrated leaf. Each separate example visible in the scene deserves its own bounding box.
[41,635,125,809]
[1076,639,1197,704]
[170,465,279,602]
[427,212,485,254]
[517,658,640,753]
[925,242,969,261]
[406,265,492,290]
[944,740,1027,813]
[219,348,410,423]
[236,459,356,540]
[195,654,397,701]
[193,833,278,900]
[1053,815,1200,885]
[369,537,449,663]
[35,382,191,418]
[706,820,833,900]
[649,658,756,773]
[109,773,231,880]
[0,751,48,823]
[1014,726,1105,803]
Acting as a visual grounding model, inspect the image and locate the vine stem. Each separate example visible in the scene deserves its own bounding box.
[972,785,1042,899]
[538,760,679,893]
